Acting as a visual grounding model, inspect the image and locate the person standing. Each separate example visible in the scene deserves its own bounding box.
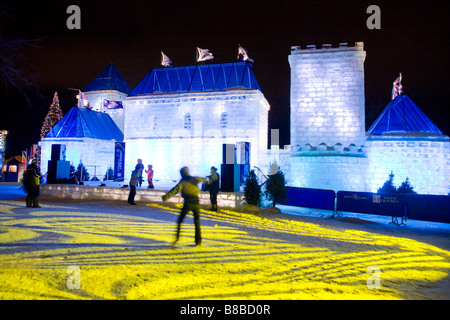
[135,159,144,171]
[162,166,209,246]
[208,166,220,211]
[24,159,42,208]
[135,159,144,187]
[145,164,154,189]
[128,166,142,205]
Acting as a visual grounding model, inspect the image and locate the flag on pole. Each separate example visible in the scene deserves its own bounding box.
[161,51,174,67]
[102,98,123,109]
[237,44,254,67]
[196,47,214,63]
[391,73,403,100]
[78,90,92,109]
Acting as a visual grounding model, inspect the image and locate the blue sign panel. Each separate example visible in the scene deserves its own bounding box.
[337,191,403,217]
[403,194,450,224]
[114,142,125,181]
[281,187,336,211]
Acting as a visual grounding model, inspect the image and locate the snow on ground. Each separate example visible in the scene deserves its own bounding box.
[0,183,449,300]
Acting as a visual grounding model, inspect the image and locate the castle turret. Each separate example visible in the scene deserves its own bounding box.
[286,42,367,192]
[83,64,131,133]
[289,42,366,148]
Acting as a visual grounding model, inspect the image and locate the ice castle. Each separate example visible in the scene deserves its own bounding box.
[39,42,449,195]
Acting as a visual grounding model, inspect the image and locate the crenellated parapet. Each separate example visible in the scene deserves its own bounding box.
[290,42,365,53]
[289,142,366,157]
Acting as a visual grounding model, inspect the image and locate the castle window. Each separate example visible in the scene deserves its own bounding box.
[220,112,228,128]
[184,113,191,129]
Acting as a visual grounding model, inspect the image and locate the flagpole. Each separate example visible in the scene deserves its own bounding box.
[68,88,81,108]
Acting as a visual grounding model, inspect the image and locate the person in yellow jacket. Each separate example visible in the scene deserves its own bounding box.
[162,166,211,246]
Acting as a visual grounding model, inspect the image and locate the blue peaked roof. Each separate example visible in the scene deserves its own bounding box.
[367,95,443,135]
[129,61,261,96]
[45,107,124,141]
[83,64,131,94]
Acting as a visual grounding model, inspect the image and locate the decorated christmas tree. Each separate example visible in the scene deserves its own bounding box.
[40,91,63,140]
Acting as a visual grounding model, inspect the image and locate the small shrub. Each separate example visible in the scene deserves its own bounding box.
[264,165,287,208]
[397,177,416,194]
[244,170,262,207]
[377,171,396,194]
[75,162,90,182]
[104,167,114,181]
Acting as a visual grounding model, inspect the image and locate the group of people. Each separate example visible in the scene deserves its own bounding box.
[127,159,154,205]
[23,157,221,247]
[128,159,220,246]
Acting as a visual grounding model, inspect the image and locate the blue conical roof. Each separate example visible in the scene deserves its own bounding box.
[45,107,124,141]
[83,64,131,94]
[367,95,443,135]
[129,61,261,96]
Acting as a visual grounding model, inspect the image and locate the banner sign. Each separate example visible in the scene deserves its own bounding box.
[114,142,125,181]
[337,191,403,217]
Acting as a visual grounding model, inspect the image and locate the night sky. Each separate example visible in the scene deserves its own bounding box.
[1,0,449,158]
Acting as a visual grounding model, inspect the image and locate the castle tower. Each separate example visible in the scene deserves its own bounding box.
[83,64,131,133]
[286,42,368,192]
[288,42,366,148]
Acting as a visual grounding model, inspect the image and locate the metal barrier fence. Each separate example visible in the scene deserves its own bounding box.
[281,187,336,212]
[281,186,449,225]
[402,194,450,224]
[336,191,405,225]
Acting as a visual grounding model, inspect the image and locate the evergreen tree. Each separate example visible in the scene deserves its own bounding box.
[75,162,90,182]
[397,177,416,194]
[104,167,114,181]
[244,170,262,207]
[264,165,287,208]
[40,91,63,140]
[377,171,396,193]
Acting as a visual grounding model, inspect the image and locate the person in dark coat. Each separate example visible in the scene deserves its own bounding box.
[24,159,42,208]
[162,166,210,246]
[128,167,142,205]
[135,159,144,187]
[208,166,220,211]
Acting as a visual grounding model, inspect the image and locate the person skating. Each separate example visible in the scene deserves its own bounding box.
[162,166,210,246]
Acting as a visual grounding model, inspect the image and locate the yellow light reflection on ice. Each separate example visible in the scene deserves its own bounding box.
[0,202,448,300]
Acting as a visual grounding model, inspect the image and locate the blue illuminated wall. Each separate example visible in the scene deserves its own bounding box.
[366,137,449,195]
[123,90,270,182]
